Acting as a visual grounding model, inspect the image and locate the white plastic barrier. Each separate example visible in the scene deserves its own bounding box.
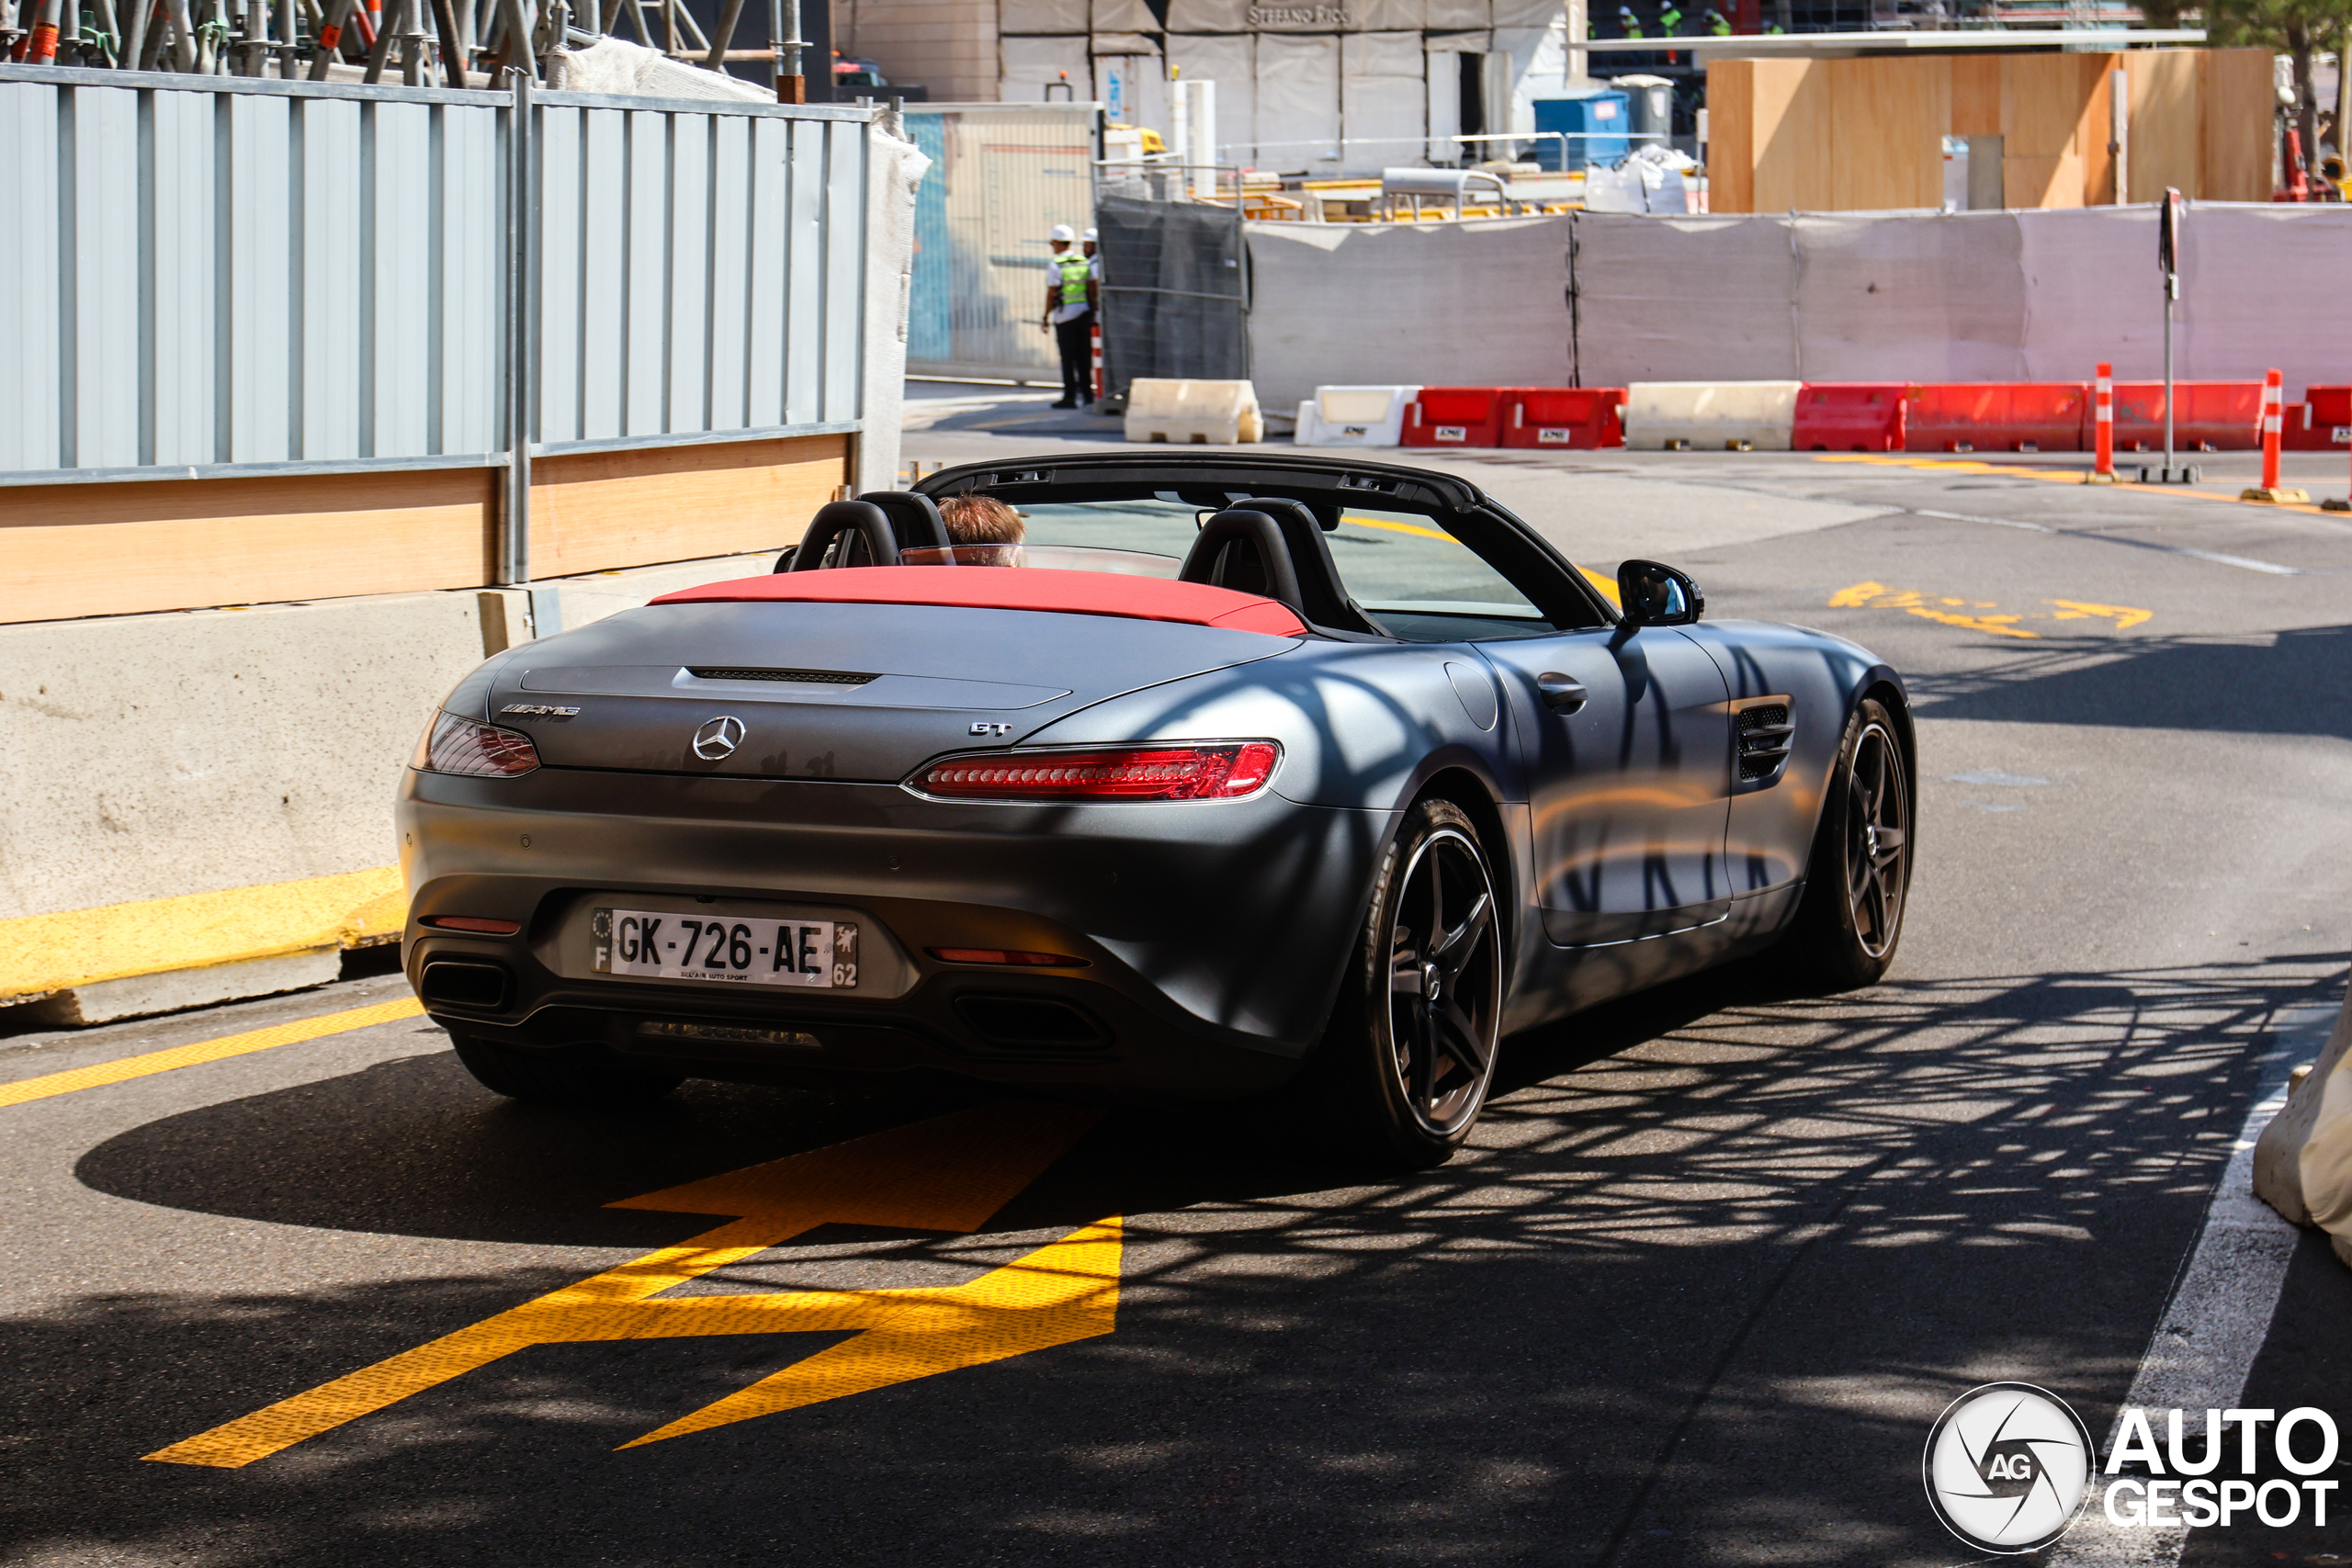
[1623,381,1802,451]
[1294,385,1421,447]
[1125,379,1264,446]
[2256,988,2352,1269]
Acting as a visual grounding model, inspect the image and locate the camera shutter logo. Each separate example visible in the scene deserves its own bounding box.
[1923,1382,2094,1554]
[692,716,745,760]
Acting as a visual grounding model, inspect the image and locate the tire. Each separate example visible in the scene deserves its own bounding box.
[448,1032,684,1109]
[1283,798,1506,1169]
[1775,695,1914,991]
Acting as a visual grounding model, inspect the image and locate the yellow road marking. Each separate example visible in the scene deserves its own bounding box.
[1579,566,1623,606]
[0,866,406,1002]
[0,996,425,1111]
[148,1102,1112,1467]
[1809,451,2342,514]
[1830,580,2152,639]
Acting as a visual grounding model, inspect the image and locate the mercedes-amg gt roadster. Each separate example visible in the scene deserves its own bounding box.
[399,453,1915,1165]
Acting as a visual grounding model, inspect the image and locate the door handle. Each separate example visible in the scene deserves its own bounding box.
[1537,673,1588,713]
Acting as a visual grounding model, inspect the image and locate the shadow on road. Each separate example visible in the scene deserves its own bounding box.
[8,952,2337,1565]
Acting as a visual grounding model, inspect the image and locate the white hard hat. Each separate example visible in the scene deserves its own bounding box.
[1083,227,1098,241]
[1049,223,1076,242]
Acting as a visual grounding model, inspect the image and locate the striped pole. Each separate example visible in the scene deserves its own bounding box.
[1090,320,1103,403]
[2093,363,2114,479]
[2261,368,2283,493]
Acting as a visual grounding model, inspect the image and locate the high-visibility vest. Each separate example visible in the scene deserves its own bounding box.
[1055,253,1091,307]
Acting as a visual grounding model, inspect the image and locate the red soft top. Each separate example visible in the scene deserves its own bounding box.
[650,566,1309,637]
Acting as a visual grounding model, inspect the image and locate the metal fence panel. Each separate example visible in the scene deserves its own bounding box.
[72,87,141,471]
[576,106,627,443]
[537,106,583,446]
[0,84,61,472]
[300,97,362,461]
[1,67,871,486]
[149,88,214,467]
[369,98,435,458]
[1095,186,1250,396]
[902,103,1097,383]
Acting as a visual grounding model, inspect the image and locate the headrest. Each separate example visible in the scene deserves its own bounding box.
[783,501,899,571]
[857,491,952,553]
[1181,511,1305,613]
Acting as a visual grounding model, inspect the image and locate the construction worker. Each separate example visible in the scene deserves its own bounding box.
[1703,6,1730,31]
[1040,222,1097,409]
[1619,6,1643,35]
[1657,3,1682,32]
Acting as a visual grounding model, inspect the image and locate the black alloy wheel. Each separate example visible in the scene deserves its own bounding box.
[1777,695,1915,990]
[1283,797,1504,1168]
[1845,714,1910,961]
[1382,821,1505,1139]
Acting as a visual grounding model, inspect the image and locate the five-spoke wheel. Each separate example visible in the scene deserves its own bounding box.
[1779,694,1915,989]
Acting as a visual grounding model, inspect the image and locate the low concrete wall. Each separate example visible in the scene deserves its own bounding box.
[0,548,778,1021]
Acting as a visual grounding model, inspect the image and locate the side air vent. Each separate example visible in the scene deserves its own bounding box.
[688,668,877,686]
[1736,701,1794,784]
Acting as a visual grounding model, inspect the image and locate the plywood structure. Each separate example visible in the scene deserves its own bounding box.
[1706,48,2276,213]
[529,434,848,577]
[0,434,850,626]
[0,470,495,626]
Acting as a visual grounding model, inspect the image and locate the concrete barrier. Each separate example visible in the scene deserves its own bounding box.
[2255,983,2352,1268]
[1125,380,1264,446]
[1623,382,1802,452]
[0,548,779,1023]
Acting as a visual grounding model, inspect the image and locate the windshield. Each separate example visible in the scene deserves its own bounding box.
[981,496,1551,642]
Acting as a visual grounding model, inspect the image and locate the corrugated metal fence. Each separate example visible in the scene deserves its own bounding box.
[0,64,870,484]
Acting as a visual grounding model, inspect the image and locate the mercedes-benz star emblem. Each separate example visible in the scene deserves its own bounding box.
[692,716,745,760]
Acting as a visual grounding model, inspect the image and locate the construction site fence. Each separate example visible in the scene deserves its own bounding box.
[1,62,875,508]
[1239,202,2352,416]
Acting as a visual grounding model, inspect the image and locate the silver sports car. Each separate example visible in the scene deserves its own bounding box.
[397,453,1914,1165]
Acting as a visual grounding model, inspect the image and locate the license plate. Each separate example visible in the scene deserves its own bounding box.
[592,908,857,988]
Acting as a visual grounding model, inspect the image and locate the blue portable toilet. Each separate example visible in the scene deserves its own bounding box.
[1530,89,1631,172]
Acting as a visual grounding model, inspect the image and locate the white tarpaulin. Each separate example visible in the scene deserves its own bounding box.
[1246,216,1571,410]
[1575,204,2352,395]
[998,35,1089,105]
[1254,34,1340,172]
[1341,32,1426,172]
[1090,0,1158,30]
[1168,34,1256,161]
[1092,38,1168,135]
[1000,0,1089,32]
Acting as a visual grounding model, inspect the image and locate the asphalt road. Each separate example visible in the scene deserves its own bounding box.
[6,408,2352,1567]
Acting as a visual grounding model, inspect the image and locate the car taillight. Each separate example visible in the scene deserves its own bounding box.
[414,711,539,777]
[912,741,1280,802]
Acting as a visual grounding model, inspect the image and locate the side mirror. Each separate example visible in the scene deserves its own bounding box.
[1617,559,1704,626]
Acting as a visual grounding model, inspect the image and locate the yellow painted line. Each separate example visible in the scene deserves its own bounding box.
[149,1102,1112,1467]
[1808,451,2344,515]
[0,866,406,1001]
[0,995,424,1111]
[1579,566,1623,606]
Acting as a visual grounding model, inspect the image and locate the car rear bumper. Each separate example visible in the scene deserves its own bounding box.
[395,766,1396,1101]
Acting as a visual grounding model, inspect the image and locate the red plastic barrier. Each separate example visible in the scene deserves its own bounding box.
[1403,388,1508,448]
[1792,383,1907,452]
[1502,387,1626,449]
[1903,384,2087,453]
[2107,381,2263,453]
[2284,386,2351,450]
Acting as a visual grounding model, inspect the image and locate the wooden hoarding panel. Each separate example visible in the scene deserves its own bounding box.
[1829,56,1947,210]
[1704,59,1757,213]
[0,470,494,625]
[2126,50,2200,201]
[2200,47,2275,200]
[528,434,848,578]
[2001,54,2093,209]
[1751,59,1834,213]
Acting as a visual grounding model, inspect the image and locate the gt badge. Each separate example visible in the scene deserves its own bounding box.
[693,716,746,759]
[969,722,1012,737]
